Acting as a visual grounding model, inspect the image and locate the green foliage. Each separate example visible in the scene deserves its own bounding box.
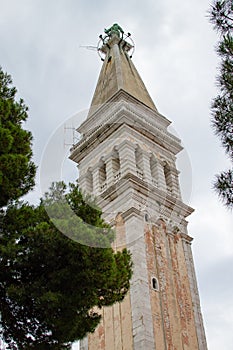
[43,182,114,248]
[0,182,132,349]
[214,169,233,206]
[208,0,233,208]
[0,67,36,207]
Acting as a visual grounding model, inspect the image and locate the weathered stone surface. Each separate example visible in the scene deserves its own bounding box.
[87,35,157,118]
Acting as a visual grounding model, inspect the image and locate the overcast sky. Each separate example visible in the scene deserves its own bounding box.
[1,0,233,349]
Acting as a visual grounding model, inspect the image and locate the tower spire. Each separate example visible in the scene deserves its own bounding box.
[87,24,157,118]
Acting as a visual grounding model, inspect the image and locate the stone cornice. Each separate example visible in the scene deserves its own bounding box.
[78,90,170,134]
[97,172,194,219]
[180,232,193,244]
[70,98,182,163]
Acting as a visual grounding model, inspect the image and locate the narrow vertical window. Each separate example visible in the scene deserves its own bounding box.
[112,149,121,181]
[152,277,159,291]
[164,162,172,193]
[135,145,143,179]
[99,160,107,191]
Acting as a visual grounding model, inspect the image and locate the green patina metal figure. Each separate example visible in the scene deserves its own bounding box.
[104,23,124,38]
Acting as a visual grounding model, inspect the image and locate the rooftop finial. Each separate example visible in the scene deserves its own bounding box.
[104,23,124,38]
[97,24,135,61]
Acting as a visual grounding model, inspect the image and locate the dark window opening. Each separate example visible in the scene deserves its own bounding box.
[152,277,159,291]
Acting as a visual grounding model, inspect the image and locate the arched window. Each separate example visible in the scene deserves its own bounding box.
[112,149,121,182]
[144,213,150,222]
[164,162,172,193]
[151,277,159,291]
[99,160,107,191]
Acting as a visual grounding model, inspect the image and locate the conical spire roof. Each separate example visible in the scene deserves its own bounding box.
[87,24,157,118]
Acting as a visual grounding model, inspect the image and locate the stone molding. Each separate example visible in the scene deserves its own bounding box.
[70,94,182,164]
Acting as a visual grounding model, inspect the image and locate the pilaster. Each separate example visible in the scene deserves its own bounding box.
[125,214,156,350]
[92,165,100,195]
[182,238,208,350]
[105,155,115,187]
[170,166,182,199]
[118,140,136,177]
[141,151,151,183]
[157,160,167,191]
[80,337,88,350]
[78,173,88,193]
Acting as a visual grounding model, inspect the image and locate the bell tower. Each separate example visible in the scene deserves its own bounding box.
[70,24,207,350]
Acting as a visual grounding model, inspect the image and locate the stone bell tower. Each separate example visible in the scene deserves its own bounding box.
[70,24,207,350]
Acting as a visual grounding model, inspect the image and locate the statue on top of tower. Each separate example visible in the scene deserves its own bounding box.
[104,23,124,38]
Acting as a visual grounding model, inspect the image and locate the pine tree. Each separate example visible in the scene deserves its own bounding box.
[0,68,132,349]
[0,67,36,208]
[0,182,132,350]
[209,0,233,208]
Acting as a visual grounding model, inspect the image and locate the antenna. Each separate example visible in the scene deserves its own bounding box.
[79,45,98,51]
